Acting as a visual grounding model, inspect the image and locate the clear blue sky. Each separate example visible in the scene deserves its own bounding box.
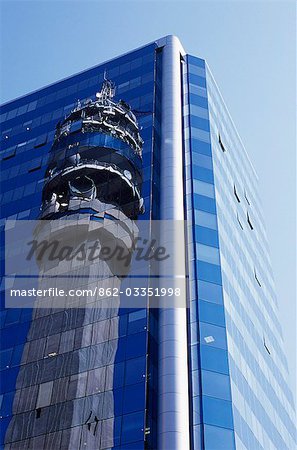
[0,0,296,395]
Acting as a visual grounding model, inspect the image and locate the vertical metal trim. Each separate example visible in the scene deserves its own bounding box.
[157,35,190,450]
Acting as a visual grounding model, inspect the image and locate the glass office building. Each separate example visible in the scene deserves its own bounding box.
[0,36,295,450]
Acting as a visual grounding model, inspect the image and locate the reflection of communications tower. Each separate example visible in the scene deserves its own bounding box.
[42,78,144,220]
[5,81,145,449]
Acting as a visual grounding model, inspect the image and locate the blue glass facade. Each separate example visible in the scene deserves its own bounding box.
[205,62,296,450]
[0,43,158,450]
[183,53,295,450]
[184,55,235,450]
[0,36,295,450]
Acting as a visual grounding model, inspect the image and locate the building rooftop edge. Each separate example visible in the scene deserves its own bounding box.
[0,35,187,108]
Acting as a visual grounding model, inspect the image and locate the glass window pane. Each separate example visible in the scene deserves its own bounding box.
[193,180,215,198]
[121,411,144,444]
[198,280,223,304]
[204,424,235,450]
[200,346,229,375]
[197,261,222,285]
[100,416,121,448]
[202,396,234,429]
[125,332,146,359]
[198,301,225,327]
[34,134,47,148]
[189,93,208,109]
[195,226,219,248]
[189,73,207,88]
[195,211,217,230]
[201,370,231,401]
[192,166,214,183]
[196,244,220,265]
[128,310,147,334]
[191,128,210,143]
[191,116,210,132]
[189,104,209,119]
[125,357,146,385]
[200,322,227,350]
[36,381,53,408]
[189,64,206,77]
[192,152,212,169]
[105,362,125,390]
[191,139,211,156]
[123,382,145,414]
[0,348,12,370]
[194,196,216,214]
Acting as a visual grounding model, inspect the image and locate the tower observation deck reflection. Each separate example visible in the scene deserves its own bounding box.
[5,80,145,449]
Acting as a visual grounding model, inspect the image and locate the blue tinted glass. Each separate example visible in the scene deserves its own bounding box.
[4,309,21,326]
[128,310,147,335]
[0,418,10,443]
[194,210,217,230]
[200,322,227,350]
[20,308,32,323]
[0,391,14,416]
[0,311,7,327]
[198,280,223,304]
[123,382,145,414]
[189,73,207,88]
[192,153,212,170]
[34,134,47,147]
[128,310,146,321]
[114,338,127,363]
[191,139,212,156]
[112,388,124,416]
[118,314,128,336]
[0,367,18,393]
[0,348,12,370]
[203,396,233,429]
[196,244,220,265]
[193,180,214,198]
[201,370,231,401]
[192,166,214,183]
[188,63,206,75]
[204,424,235,450]
[197,261,222,285]
[198,301,225,327]
[193,195,217,214]
[200,346,229,375]
[125,357,146,385]
[187,55,205,67]
[0,322,30,349]
[121,411,145,444]
[120,441,144,450]
[10,344,24,367]
[191,128,210,143]
[69,120,82,133]
[189,94,208,109]
[195,226,219,248]
[125,332,146,359]
[190,115,209,131]
[113,362,125,389]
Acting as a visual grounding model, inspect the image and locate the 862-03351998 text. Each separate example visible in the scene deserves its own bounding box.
[9,286,182,298]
